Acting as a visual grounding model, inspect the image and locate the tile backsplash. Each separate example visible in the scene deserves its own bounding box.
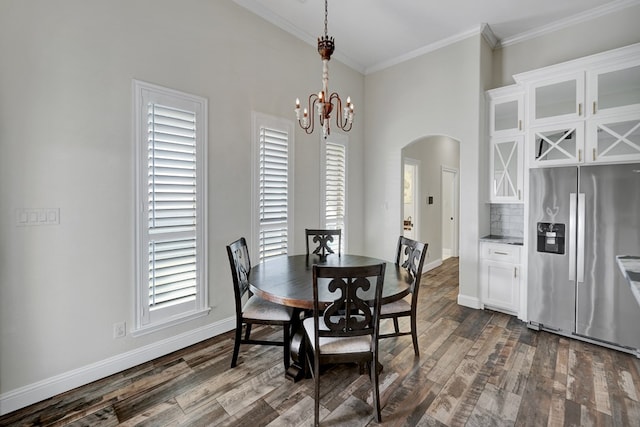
[490,204,524,237]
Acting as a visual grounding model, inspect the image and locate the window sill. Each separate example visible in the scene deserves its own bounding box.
[131,307,211,337]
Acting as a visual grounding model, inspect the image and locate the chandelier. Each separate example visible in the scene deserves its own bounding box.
[294,0,354,139]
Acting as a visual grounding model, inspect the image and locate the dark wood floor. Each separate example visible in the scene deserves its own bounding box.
[3,257,640,426]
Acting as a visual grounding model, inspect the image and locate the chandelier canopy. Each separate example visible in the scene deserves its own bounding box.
[294,0,354,139]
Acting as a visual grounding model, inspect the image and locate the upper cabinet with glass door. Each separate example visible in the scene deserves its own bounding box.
[528,72,585,127]
[488,86,524,137]
[490,136,523,203]
[515,42,640,166]
[586,57,640,163]
[588,57,640,118]
[487,86,524,202]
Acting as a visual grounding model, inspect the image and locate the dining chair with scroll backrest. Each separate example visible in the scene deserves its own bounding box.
[226,237,294,369]
[305,228,342,257]
[303,263,386,426]
[379,236,427,356]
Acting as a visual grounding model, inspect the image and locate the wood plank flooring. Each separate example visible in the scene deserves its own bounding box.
[3,257,640,426]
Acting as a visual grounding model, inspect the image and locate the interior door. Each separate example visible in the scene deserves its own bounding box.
[441,167,457,259]
[403,159,419,240]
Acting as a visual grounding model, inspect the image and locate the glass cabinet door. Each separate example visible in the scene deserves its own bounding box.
[590,63,640,117]
[530,73,584,126]
[488,88,523,137]
[530,122,585,167]
[491,136,523,202]
[587,112,640,163]
[494,100,519,132]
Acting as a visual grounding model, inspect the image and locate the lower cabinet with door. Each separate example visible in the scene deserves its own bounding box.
[480,241,521,315]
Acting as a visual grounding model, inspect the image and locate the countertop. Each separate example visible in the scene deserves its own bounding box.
[616,255,640,307]
[479,235,524,246]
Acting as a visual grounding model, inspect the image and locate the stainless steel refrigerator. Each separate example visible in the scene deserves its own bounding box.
[528,163,640,353]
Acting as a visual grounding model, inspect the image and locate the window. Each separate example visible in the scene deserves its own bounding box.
[252,113,294,263]
[133,80,209,335]
[321,134,347,254]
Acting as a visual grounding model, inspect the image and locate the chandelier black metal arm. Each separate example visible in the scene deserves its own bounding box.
[295,91,353,137]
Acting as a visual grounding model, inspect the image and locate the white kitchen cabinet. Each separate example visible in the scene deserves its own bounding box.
[488,86,524,137]
[529,121,585,167]
[480,242,521,315]
[588,60,640,119]
[490,136,523,202]
[528,72,585,127]
[587,111,640,163]
[487,86,524,202]
[516,43,640,167]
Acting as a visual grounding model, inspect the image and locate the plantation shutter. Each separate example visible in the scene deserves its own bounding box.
[258,126,289,262]
[325,141,346,253]
[147,103,197,310]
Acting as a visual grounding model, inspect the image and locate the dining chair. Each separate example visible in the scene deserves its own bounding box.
[379,236,427,356]
[305,228,342,257]
[303,263,386,426]
[226,237,294,369]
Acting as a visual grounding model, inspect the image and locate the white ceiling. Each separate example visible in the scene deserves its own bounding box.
[233,0,639,74]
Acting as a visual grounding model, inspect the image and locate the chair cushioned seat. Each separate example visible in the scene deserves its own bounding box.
[380,298,411,315]
[303,317,371,353]
[243,296,293,321]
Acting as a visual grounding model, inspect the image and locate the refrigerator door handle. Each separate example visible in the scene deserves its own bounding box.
[569,193,577,281]
[577,193,586,284]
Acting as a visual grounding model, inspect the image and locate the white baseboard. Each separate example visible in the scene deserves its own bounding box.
[0,317,236,416]
[423,258,442,273]
[457,294,482,309]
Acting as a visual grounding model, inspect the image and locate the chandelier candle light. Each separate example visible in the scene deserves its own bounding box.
[294,0,354,138]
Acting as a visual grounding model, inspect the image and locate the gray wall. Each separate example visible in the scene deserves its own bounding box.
[363,35,488,306]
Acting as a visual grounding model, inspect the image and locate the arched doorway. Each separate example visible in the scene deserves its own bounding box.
[401,135,460,271]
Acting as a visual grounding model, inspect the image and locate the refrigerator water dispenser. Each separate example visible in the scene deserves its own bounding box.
[537,222,565,254]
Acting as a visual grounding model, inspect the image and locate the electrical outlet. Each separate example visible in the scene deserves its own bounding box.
[113,321,126,339]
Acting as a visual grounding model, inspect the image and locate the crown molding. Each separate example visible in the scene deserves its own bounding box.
[365,24,488,75]
[481,23,499,49]
[498,0,640,48]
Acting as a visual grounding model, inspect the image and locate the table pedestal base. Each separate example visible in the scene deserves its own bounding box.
[285,330,307,382]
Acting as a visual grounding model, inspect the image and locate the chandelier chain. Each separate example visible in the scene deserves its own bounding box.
[324,0,328,37]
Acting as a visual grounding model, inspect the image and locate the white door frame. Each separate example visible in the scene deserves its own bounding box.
[441,166,459,258]
[402,158,420,240]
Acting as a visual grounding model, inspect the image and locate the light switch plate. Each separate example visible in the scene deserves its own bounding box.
[16,208,60,226]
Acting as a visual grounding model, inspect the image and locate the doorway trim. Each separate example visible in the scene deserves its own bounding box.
[441,166,459,259]
[402,157,420,241]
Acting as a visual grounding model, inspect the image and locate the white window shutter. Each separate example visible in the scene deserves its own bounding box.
[323,139,347,254]
[147,104,198,309]
[258,126,289,262]
[134,80,209,335]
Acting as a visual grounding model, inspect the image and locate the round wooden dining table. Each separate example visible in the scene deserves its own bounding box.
[248,253,413,381]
